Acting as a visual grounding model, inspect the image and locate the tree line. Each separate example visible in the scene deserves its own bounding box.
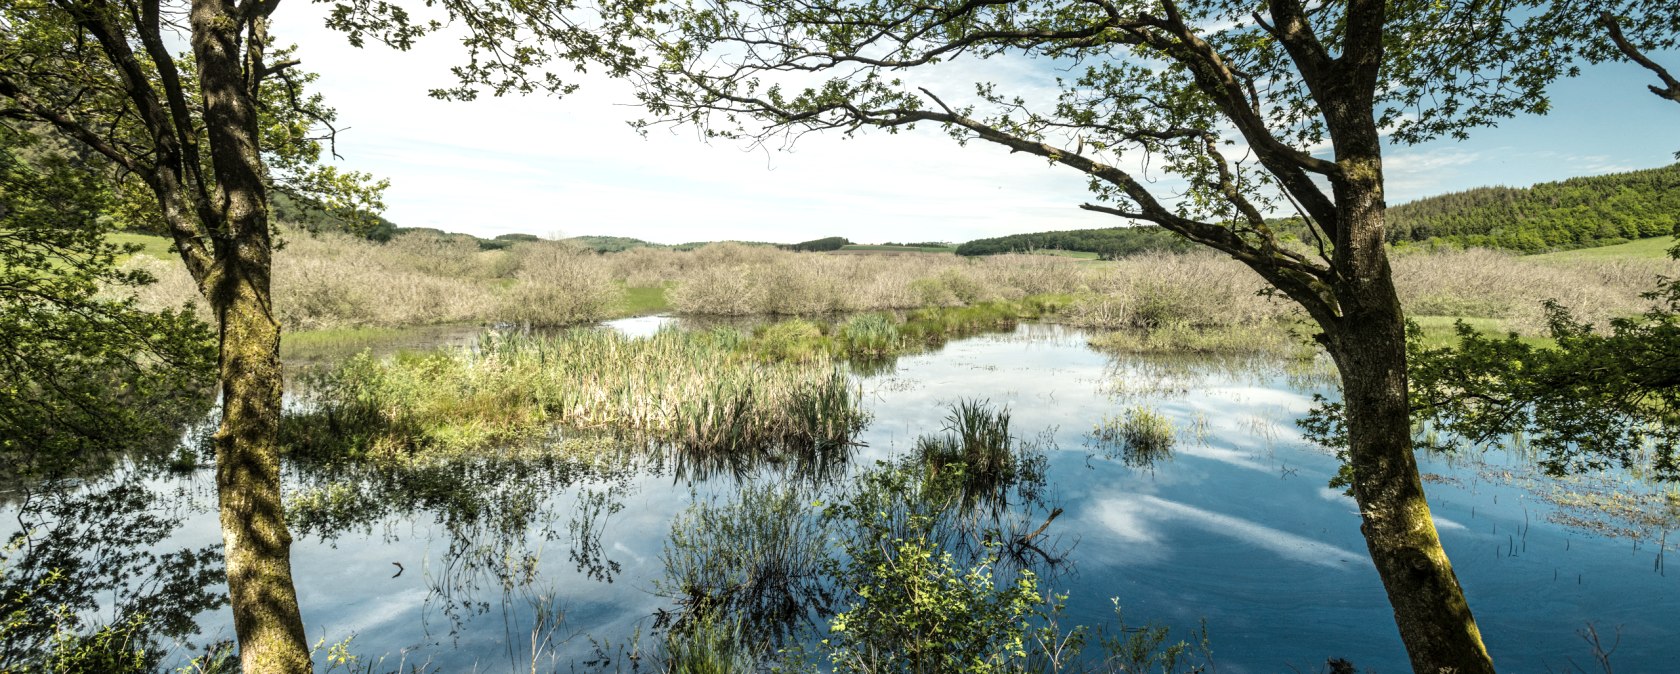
[1387,162,1680,251]
[954,226,1194,258]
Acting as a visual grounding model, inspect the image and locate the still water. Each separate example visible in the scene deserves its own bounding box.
[6,320,1675,672]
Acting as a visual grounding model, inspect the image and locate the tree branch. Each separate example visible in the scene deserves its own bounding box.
[1598,12,1680,104]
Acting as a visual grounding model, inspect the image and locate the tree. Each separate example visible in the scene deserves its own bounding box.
[1410,287,1680,480]
[0,126,214,479]
[0,2,380,669]
[1536,1,1680,107]
[2,0,653,666]
[788,235,852,251]
[1410,3,1680,483]
[613,0,1575,670]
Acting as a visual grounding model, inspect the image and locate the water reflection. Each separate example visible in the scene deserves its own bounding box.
[653,399,1070,662]
[0,465,223,671]
[6,322,1679,671]
[285,448,637,652]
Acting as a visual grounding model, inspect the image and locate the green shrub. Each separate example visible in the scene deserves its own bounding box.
[825,536,1041,674]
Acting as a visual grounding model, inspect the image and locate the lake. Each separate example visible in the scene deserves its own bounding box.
[4,318,1674,673]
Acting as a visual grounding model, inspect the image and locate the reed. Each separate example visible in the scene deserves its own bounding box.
[284,328,869,459]
[1089,406,1177,470]
[838,313,900,357]
[661,611,762,674]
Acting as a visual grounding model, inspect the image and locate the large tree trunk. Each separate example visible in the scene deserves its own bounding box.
[1326,310,1495,674]
[192,0,312,670]
[1323,147,1496,673]
[212,268,311,673]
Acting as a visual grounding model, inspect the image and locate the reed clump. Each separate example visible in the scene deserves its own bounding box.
[284,328,869,458]
[1089,406,1177,470]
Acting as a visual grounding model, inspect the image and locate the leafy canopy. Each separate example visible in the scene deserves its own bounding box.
[0,127,214,476]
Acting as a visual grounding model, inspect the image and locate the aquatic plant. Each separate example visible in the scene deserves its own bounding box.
[661,610,762,674]
[284,328,869,459]
[1088,407,1177,471]
[656,483,835,648]
[839,313,900,357]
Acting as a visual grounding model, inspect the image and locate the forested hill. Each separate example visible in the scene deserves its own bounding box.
[1387,163,1680,252]
[955,226,1194,258]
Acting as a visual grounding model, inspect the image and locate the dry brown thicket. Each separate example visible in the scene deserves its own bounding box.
[1390,248,1669,331]
[118,229,1670,335]
[120,230,603,331]
[497,241,618,325]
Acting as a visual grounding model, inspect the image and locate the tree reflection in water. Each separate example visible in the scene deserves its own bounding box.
[1,464,224,672]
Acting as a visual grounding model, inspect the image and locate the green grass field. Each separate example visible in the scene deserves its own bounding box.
[836,244,958,254]
[1528,236,1675,261]
[108,232,175,260]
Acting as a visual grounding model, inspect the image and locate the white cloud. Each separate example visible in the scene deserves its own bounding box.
[274,6,1118,242]
[1089,493,1367,569]
[271,5,1675,242]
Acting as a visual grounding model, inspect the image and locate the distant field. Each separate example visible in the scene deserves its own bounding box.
[836,244,957,254]
[1528,236,1675,261]
[1033,249,1100,260]
[108,232,174,260]
[833,245,1116,260]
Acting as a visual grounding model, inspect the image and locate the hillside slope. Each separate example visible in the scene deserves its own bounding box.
[1387,163,1680,252]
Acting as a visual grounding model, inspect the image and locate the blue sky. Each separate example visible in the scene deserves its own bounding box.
[277,6,1679,244]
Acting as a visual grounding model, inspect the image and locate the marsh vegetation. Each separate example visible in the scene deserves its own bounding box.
[116,229,1671,355]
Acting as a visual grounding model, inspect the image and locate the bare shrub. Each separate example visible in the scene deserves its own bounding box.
[113,226,1668,338]
[1064,252,1293,329]
[606,246,689,287]
[376,230,490,278]
[1392,249,1665,332]
[665,265,757,314]
[117,255,208,320]
[690,241,783,267]
[498,243,617,325]
[970,254,1091,296]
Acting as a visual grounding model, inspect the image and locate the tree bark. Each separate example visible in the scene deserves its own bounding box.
[1322,145,1496,674]
[211,268,311,673]
[192,0,312,669]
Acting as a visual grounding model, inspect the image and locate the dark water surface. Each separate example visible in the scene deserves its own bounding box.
[6,319,1675,672]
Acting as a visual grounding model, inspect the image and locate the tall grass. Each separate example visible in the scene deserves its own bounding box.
[283,328,869,460]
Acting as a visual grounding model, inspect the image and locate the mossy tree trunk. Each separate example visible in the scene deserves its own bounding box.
[192,0,312,669]
[1320,138,1495,674]
[0,0,314,670]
